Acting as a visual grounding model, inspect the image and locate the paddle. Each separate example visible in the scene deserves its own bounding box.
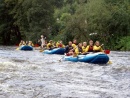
[103,48,112,64]
[39,49,44,52]
[101,44,112,64]
[16,47,19,50]
[104,49,110,54]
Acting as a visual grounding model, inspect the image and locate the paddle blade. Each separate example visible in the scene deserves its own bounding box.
[39,50,44,52]
[16,48,19,50]
[34,44,39,47]
[104,50,110,54]
[108,61,112,64]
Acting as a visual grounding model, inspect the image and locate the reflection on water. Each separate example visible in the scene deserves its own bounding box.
[0,46,130,98]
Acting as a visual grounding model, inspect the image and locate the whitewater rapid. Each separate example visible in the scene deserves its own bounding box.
[0,46,130,98]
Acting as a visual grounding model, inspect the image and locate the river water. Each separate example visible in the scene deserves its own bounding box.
[0,46,130,98]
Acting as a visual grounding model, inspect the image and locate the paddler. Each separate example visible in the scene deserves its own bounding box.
[47,40,53,50]
[75,43,83,55]
[72,39,77,49]
[85,40,94,52]
[58,41,65,48]
[82,42,87,53]
[28,41,34,47]
[65,41,74,56]
[93,41,103,52]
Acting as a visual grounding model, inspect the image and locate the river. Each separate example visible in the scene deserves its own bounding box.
[0,46,130,98]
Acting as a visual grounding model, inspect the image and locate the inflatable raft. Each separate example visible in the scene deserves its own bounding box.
[43,48,65,55]
[64,52,109,64]
[19,45,33,51]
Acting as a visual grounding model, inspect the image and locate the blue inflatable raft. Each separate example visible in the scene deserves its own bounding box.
[43,48,65,55]
[20,45,33,51]
[64,52,109,64]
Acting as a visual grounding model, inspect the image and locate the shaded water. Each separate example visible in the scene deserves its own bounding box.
[0,46,130,98]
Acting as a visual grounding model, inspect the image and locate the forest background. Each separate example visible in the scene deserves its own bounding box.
[0,0,130,50]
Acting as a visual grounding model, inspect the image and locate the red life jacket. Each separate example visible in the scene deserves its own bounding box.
[58,44,63,47]
[88,46,93,52]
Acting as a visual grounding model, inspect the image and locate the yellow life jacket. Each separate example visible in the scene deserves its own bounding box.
[19,43,26,46]
[85,45,94,52]
[47,43,53,49]
[56,42,59,47]
[75,47,83,55]
[93,45,103,52]
[28,43,34,47]
[72,44,77,49]
[19,43,22,46]
[82,46,87,53]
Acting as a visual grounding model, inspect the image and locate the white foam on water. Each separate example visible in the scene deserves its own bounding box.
[0,46,130,98]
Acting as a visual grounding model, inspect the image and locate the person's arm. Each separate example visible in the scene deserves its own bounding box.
[47,43,50,49]
[85,46,89,52]
[62,45,65,48]
[75,48,79,55]
[32,43,34,47]
[100,47,103,52]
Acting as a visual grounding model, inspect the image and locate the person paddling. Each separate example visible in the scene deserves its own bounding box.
[65,41,74,56]
[47,40,53,50]
[86,40,94,52]
[75,43,83,55]
[58,41,65,48]
[93,41,103,52]
[82,42,87,53]
[72,39,77,49]
[19,40,24,46]
[28,41,34,47]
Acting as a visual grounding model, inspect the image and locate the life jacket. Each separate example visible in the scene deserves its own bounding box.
[47,43,53,49]
[56,42,60,47]
[28,43,34,47]
[58,43,65,48]
[75,47,83,55]
[82,46,87,52]
[93,46,103,52]
[88,45,93,52]
[72,44,77,49]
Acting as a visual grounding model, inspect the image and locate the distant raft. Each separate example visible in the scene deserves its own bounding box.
[43,48,65,55]
[19,45,33,51]
[64,52,109,64]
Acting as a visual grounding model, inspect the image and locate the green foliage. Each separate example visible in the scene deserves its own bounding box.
[0,0,55,45]
[53,0,130,50]
[0,0,130,51]
[116,36,130,51]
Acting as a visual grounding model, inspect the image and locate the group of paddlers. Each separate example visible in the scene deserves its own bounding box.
[64,40,103,56]
[19,40,34,47]
[19,35,104,56]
